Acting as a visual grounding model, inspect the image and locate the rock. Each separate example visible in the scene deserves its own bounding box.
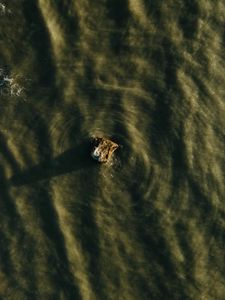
[91,137,119,163]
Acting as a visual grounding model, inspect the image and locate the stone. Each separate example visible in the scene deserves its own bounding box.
[91,137,119,163]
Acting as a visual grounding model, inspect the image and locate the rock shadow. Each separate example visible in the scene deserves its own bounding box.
[9,139,95,186]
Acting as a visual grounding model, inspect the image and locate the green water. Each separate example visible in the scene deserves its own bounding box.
[0,1,225,299]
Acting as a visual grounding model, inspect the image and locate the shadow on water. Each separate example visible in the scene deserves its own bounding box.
[34,184,82,299]
[0,167,27,284]
[179,0,199,39]
[106,0,129,28]
[53,0,80,48]
[9,139,95,186]
[9,136,108,298]
[106,0,129,54]
[22,1,56,87]
[73,175,105,299]
[8,138,99,298]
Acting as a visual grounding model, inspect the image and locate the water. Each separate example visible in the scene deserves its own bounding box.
[0,1,225,299]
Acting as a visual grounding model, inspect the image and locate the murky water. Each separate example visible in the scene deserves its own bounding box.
[0,1,225,299]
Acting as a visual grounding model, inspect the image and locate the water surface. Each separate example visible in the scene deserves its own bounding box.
[0,1,225,299]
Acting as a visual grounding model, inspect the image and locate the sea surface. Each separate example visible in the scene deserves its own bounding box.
[0,1,225,299]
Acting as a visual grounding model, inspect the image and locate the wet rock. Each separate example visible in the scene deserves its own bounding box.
[91,137,119,163]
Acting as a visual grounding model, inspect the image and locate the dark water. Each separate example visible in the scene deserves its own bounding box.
[0,1,225,299]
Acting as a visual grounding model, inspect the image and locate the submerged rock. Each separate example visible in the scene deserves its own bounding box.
[91,137,119,163]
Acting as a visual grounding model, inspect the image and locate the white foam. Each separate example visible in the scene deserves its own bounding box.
[91,148,100,160]
[0,3,11,15]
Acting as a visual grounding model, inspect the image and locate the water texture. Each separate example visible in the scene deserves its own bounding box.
[0,1,225,299]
